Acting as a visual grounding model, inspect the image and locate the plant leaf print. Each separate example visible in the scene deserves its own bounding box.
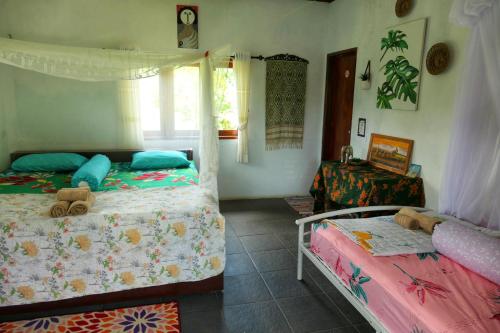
[417,252,439,261]
[348,262,371,304]
[312,221,328,232]
[380,30,408,61]
[394,264,450,305]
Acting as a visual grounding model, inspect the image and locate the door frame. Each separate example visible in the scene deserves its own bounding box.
[321,47,358,160]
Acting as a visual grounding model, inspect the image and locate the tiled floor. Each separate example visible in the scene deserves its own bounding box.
[1,199,375,333]
[176,198,374,333]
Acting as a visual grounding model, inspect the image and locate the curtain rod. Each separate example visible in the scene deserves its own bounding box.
[230,54,309,64]
[229,55,265,60]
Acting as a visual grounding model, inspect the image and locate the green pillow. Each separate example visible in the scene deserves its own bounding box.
[131,151,190,170]
[11,153,89,172]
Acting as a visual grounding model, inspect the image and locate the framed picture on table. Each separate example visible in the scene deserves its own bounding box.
[367,133,413,175]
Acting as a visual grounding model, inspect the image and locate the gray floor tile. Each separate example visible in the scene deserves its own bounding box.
[261,269,321,299]
[268,218,298,233]
[224,252,257,276]
[224,210,294,224]
[223,273,273,306]
[178,292,222,314]
[354,323,375,333]
[225,222,237,237]
[327,290,367,325]
[250,249,296,272]
[101,297,163,310]
[240,234,284,252]
[306,264,339,293]
[226,235,245,254]
[223,301,291,333]
[276,231,299,249]
[334,326,361,333]
[181,309,227,333]
[231,219,276,236]
[278,294,350,333]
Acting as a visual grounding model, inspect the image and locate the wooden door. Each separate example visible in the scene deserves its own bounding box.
[322,48,357,161]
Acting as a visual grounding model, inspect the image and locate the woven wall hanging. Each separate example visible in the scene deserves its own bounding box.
[426,43,450,75]
[395,0,413,17]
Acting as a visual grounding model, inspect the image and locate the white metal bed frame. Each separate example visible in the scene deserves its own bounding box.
[296,205,429,333]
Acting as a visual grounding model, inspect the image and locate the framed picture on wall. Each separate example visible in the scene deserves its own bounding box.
[357,118,366,137]
[376,18,427,111]
[177,5,199,49]
[367,133,413,175]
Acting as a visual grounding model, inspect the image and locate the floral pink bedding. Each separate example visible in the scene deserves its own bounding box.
[310,220,500,333]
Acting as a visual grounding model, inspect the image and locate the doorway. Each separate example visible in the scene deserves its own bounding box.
[321,48,357,161]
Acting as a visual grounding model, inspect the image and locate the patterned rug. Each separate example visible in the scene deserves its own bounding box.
[285,196,314,217]
[0,302,181,333]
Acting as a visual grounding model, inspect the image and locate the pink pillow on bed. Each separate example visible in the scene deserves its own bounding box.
[432,221,500,284]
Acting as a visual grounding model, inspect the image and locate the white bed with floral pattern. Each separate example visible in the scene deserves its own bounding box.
[0,185,225,306]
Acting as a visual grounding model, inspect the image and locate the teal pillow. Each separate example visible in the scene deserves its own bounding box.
[11,153,88,172]
[71,154,111,191]
[131,151,190,170]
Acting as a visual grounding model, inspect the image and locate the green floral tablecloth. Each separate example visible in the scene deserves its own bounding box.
[310,161,425,212]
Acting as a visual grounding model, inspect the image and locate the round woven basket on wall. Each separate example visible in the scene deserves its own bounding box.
[426,43,450,75]
[395,0,413,17]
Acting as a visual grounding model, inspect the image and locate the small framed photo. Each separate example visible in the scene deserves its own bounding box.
[357,118,366,137]
[406,164,422,178]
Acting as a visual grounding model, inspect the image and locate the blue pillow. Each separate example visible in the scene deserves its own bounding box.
[71,154,111,191]
[11,153,88,172]
[131,151,190,170]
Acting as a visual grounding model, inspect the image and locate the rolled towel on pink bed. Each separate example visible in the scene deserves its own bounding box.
[432,221,500,285]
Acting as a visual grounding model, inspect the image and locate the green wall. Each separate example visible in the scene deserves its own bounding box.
[0,65,14,170]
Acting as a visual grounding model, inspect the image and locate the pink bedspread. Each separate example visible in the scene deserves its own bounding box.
[310,221,500,333]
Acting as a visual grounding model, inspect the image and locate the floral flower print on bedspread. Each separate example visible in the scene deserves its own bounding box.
[134,171,171,181]
[0,172,58,193]
[394,264,450,305]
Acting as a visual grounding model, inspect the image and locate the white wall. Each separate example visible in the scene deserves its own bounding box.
[0,0,329,198]
[0,65,15,170]
[323,0,469,210]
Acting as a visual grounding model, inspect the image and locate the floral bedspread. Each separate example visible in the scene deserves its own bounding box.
[0,186,225,306]
[0,162,199,194]
[311,221,500,333]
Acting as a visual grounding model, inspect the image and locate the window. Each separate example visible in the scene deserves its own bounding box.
[139,66,238,139]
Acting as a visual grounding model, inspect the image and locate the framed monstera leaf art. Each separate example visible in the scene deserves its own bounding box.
[377,18,427,111]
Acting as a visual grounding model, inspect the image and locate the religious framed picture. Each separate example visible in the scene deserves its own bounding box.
[357,118,366,137]
[376,18,427,111]
[367,133,413,175]
[177,5,199,49]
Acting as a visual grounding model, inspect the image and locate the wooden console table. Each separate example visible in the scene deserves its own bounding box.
[310,161,425,212]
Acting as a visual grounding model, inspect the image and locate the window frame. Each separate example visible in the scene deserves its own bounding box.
[140,64,238,141]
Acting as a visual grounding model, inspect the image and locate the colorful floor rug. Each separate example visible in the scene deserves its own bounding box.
[285,196,314,216]
[0,302,181,333]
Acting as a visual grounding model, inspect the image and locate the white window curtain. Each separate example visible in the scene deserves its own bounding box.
[198,51,231,200]
[199,56,219,199]
[440,0,500,230]
[117,80,144,149]
[234,51,251,163]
